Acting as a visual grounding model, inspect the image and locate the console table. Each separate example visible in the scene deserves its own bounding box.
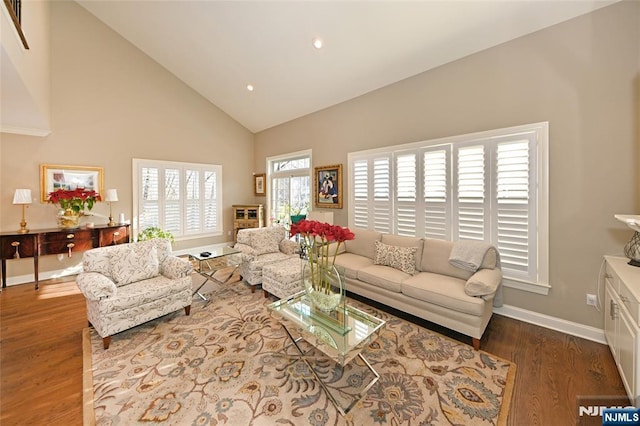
[0,224,130,290]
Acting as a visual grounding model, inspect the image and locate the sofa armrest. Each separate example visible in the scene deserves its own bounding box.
[279,239,300,255]
[234,243,257,261]
[161,256,193,279]
[76,272,117,301]
[464,268,502,298]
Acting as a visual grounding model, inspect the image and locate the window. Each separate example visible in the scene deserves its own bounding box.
[133,159,222,239]
[348,122,549,293]
[267,150,311,225]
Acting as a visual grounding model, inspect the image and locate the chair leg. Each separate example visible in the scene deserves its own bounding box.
[263,289,269,298]
[472,337,480,351]
[102,336,111,350]
[251,285,255,293]
[184,305,191,316]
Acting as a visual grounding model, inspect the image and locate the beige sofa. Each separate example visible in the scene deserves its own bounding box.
[333,229,503,350]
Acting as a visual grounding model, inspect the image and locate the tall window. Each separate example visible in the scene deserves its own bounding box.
[133,159,222,239]
[348,122,548,293]
[268,150,311,225]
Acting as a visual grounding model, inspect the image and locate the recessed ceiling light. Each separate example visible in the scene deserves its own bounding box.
[246,84,254,92]
[312,37,323,49]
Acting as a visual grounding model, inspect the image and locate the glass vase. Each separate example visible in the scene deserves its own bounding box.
[57,209,82,229]
[302,260,345,311]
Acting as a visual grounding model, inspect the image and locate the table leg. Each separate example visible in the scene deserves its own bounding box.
[278,324,379,416]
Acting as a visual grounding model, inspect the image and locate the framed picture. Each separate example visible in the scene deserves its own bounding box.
[40,164,104,202]
[314,164,342,209]
[254,173,266,196]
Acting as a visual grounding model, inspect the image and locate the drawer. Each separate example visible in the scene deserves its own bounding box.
[39,230,96,255]
[99,226,129,246]
[605,262,620,293]
[0,235,36,259]
[236,221,258,229]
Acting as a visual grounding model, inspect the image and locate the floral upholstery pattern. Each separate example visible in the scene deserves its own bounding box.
[76,238,193,348]
[374,240,418,275]
[262,257,304,299]
[234,227,299,286]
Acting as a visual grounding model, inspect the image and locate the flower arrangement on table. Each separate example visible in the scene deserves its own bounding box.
[290,219,355,308]
[48,188,101,228]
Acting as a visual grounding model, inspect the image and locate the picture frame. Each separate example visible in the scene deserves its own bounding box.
[314,164,342,209]
[40,164,104,202]
[254,173,266,196]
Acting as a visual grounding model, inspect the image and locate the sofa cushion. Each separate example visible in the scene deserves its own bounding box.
[251,227,285,255]
[344,229,382,260]
[374,241,417,275]
[109,243,160,286]
[97,274,189,314]
[402,272,485,316]
[420,239,474,281]
[333,252,374,279]
[357,264,406,293]
[381,234,423,272]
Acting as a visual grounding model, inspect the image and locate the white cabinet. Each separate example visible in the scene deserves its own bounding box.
[604,256,640,406]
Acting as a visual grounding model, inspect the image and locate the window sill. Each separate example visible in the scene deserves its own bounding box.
[502,277,550,295]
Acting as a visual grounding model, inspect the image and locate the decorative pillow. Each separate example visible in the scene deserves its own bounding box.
[109,244,160,286]
[373,241,417,275]
[251,228,283,255]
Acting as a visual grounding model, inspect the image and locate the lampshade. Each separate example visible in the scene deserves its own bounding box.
[105,189,119,202]
[12,189,32,205]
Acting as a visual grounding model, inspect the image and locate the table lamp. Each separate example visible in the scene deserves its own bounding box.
[105,189,118,226]
[13,189,32,234]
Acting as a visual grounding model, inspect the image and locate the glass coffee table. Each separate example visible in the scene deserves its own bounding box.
[188,246,242,301]
[268,291,386,415]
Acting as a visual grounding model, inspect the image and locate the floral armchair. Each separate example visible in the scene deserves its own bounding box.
[76,238,193,349]
[233,226,299,290]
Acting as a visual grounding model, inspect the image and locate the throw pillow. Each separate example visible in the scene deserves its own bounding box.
[374,241,417,275]
[109,244,160,286]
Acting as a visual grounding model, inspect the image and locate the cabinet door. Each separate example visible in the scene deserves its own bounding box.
[0,235,36,260]
[618,306,637,400]
[605,281,618,352]
[99,226,129,246]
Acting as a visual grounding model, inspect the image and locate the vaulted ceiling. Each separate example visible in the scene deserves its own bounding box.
[11,1,619,134]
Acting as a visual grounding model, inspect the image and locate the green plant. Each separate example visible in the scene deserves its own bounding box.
[137,226,175,242]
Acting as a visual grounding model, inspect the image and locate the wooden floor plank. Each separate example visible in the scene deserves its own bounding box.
[0,279,629,425]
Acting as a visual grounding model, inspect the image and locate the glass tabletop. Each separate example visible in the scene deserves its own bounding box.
[189,246,240,261]
[268,291,386,366]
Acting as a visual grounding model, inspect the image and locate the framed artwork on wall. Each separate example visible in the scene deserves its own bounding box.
[40,164,104,202]
[254,173,266,196]
[314,164,342,209]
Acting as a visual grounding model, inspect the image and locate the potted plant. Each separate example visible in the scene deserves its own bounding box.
[137,226,175,243]
[289,200,309,224]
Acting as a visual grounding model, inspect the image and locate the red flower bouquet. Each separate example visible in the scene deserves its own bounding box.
[48,188,101,213]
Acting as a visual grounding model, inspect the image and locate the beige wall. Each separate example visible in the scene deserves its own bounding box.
[255,1,640,328]
[0,1,254,283]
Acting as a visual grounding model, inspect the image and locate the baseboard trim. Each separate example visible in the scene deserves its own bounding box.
[493,304,606,345]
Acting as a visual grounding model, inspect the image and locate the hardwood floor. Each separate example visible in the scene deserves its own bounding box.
[0,279,629,425]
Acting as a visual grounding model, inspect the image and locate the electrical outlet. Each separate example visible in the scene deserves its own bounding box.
[586,293,597,306]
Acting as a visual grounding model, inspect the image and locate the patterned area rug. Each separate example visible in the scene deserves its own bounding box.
[83,277,515,425]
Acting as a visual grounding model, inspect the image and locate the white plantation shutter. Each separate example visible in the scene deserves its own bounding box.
[164,169,181,235]
[349,122,547,290]
[395,153,417,236]
[134,159,222,239]
[456,145,486,240]
[423,148,450,240]
[203,171,218,232]
[373,157,392,233]
[352,159,369,229]
[140,167,159,231]
[494,139,536,281]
